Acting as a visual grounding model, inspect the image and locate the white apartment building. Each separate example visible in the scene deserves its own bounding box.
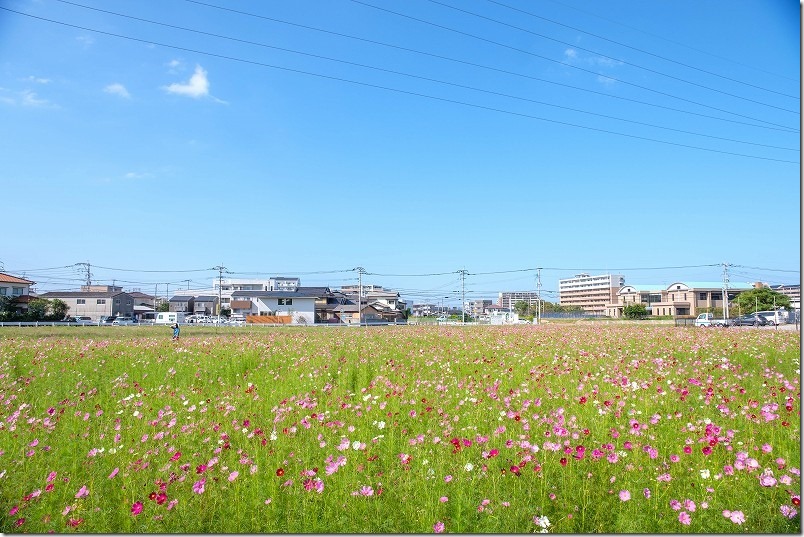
[559,273,625,314]
[498,291,540,310]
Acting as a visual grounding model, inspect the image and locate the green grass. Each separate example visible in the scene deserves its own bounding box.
[0,325,799,533]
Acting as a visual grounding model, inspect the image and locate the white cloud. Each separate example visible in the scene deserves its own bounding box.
[104,83,131,98]
[76,35,94,47]
[124,172,152,180]
[164,65,210,98]
[564,48,577,60]
[20,90,50,107]
[26,76,51,84]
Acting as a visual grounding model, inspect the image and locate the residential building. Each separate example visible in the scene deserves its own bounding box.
[467,299,493,317]
[193,295,219,316]
[0,272,36,315]
[498,291,541,311]
[212,277,301,310]
[559,273,625,314]
[230,287,328,324]
[605,281,753,317]
[339,284,407,321]
[38,290,135,320]
[169,295,195,313]
[770,284,800,311]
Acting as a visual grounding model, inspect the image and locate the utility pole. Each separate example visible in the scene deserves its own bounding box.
[211,265,228,322]
[76,262,92,288]
[354,267,365,326]
[722,262,730,322]
[536,268,542,325]
[459,268,468,323]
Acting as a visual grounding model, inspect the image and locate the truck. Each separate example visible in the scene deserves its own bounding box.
[155,312,186,325]
[694,313,731,327]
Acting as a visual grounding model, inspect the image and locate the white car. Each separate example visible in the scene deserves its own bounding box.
[112,316,136,326]
[73,316,94,325]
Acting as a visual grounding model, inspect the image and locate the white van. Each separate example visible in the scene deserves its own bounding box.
[756,310,787,326]
[155,312,186,324]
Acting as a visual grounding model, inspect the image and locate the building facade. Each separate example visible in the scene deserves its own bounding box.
[39,290,135,320]
[559,273,625,314]
[605,281,752,318]
[497,292,541,311]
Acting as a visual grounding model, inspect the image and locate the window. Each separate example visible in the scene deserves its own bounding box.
[77,299,86,305]
[115,299,120,305]
[0,287,6,296]
[97,299,106,305]
[278,298,293,306]
[12,287,23,295]
[711,293,722,301]
[699,292,707,301]
[127,300,132,305]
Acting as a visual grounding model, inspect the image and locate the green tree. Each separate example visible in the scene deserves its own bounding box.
[513,300,530,316]
[623,303,648,319]
[734,287,791,313]
[0,296,19,320]
[26,298,50,320]
[220,308,231,318]
[157,302,170,312]
[50,299,69,320]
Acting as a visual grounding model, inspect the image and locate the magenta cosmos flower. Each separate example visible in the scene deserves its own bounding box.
[131,501,144,515]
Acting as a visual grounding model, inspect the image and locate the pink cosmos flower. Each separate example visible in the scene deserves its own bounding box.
[619,490,631,502]
[669,499,681,511]
[722,510,745,524]
[108,468,119,479]
[759,472,777,487]
[433,521,445,533]
[131,501,143,515]
[678,511,691,525]
[439,496,448,503]
[192,478,206,494]
[228,471,239,482]
[46,471,57,483]
[444,475,453,483]
[684,499,696,512]
[643,488,651,499]
[75,485,89,499]
[761,443,772,453]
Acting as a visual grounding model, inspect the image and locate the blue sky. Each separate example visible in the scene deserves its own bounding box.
[1,0,799,306]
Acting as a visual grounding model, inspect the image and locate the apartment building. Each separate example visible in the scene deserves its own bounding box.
[606,281,752,317]
[770,284,800,311]
[559,273,625,314]
[498,291,541,310]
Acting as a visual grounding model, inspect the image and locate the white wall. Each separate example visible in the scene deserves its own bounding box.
[254,297,316,324]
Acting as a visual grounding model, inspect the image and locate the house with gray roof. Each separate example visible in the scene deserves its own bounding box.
[169,295,194,313]
[193,295,219,316]
[38,290,134,321]
[231,287,333,324]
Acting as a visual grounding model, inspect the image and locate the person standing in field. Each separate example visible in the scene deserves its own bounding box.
[171,322,180,340]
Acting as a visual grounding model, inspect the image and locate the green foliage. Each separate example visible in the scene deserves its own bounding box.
[0,326,799,533]
[734,287,791,313]
[0,295,18,320]
[26,298,50,320]
[623,303,648,319]
[156,302,170,312]
[50,298,69,320]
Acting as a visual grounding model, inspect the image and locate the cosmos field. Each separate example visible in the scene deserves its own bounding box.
[0,324,799,533]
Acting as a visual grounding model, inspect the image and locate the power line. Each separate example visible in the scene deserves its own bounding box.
[2,7,796,164]
[181,0,797,134]
[481,0,798,100]
[350,0,798,128]
[542,0,798,83]
[51,0,796,152]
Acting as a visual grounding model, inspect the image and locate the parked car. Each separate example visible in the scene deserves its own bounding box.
[755,310,787,326]
[73,316,94,325]
[732,313,768,326]
[99,316,117,325]
[112,316,136,326]
[694,313,731,327]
